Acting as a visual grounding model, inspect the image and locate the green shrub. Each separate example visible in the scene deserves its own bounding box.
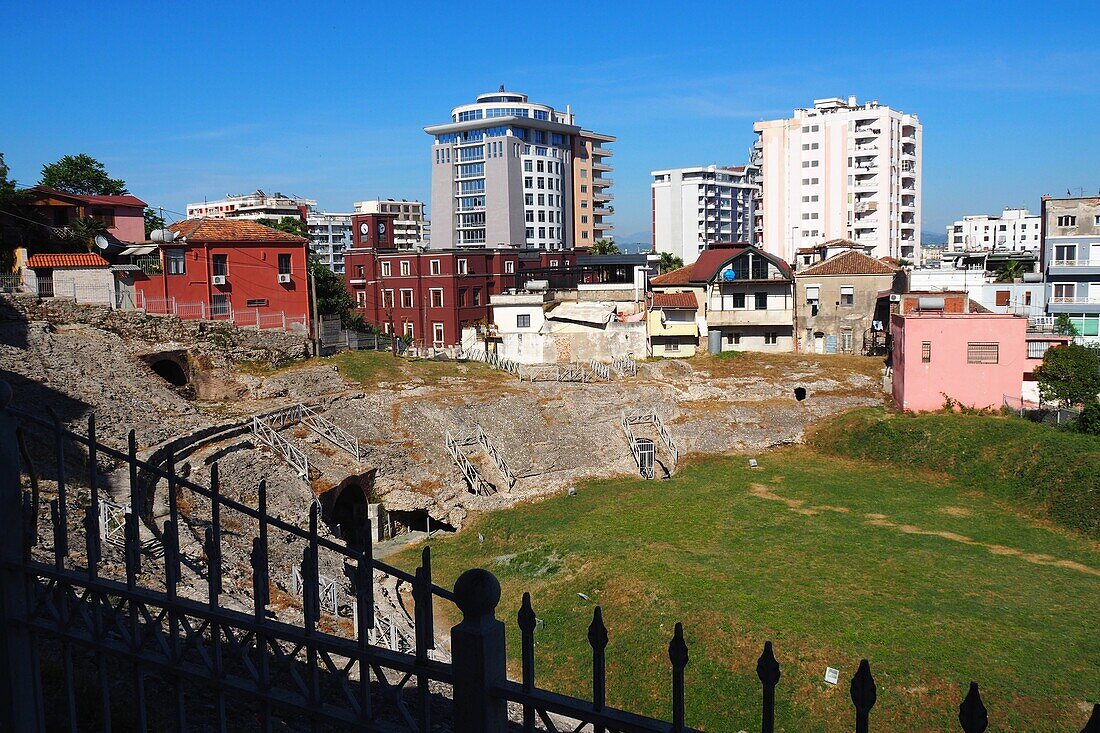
[810,409,1100,537]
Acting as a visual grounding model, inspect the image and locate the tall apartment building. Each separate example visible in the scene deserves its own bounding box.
[752,97,921,263]
[573,131,616,244]
[306,211,352,274]
[651,165,758,266]
[946,208,1041,251]
[185,190,315,221]
[354,200,428,250]
[1040,196,1100,344]
[424,88,613,250]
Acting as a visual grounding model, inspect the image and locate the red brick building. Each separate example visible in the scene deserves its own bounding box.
[132,219,310,330]
[344,213,575,346]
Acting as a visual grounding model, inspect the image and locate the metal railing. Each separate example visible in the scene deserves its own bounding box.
[589,359,612,381]
[267,403,362,462]
[622,410,679,479]
[612,355,638,377]
[251,415,311,481]
[464,347,521,376]
[2,384,1096,732]
[476,424,516,489]
[445,430,495,496]
[524,364,591,383]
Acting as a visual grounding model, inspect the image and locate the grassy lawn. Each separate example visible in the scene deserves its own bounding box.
[397,423,1099,730]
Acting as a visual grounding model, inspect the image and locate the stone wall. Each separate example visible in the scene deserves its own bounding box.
[3,294,310,366]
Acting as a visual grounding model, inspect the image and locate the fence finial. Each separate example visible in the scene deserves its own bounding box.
[850,659,877,733]
[453,568,501,621]
[958,681,988,733]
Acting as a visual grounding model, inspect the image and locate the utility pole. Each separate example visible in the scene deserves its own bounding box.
[309,267,321,357]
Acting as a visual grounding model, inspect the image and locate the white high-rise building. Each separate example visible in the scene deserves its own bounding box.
[306,211,352,274]
[946,208,1041,251]
[651,165,758,265]
[752,97,921,263]
[185,191,316,221]
[424,88,613,250]
[353,200,428,250]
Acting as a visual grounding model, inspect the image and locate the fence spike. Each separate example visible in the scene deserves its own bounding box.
[668,622,688,732]
[85,414,101,577]
[16,426,38,552]
[163,520,179,599]
[49,498,65,570]
[757,640,781,733]
[166,448,179,528]
[588,605,608,729]
[850,659,877,733]
[958,681,988,733]
[1082,703,1099,733]
[49,408,68,561]
[518,592,537,733]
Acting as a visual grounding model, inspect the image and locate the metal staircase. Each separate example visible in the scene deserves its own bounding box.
[476,424,516,489]
[266,403,361,462]
[251,415,311,481]
[621,410,678,480]
[445,430,496,496]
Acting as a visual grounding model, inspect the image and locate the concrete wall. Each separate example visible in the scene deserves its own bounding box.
[891,312,1030,412]
[795,272,894,353]
[498,320,645,364]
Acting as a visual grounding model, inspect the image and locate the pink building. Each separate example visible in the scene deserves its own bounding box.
[891,310,1069,412]
[27,187,147,243]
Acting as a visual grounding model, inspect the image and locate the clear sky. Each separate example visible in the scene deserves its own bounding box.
[3,1,1098,243]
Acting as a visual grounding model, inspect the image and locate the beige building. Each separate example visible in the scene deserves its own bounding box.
[354,200,427,250]
[647,292,700,358]
[793,248,904,354]
[573,131,616,245]
[650,244,794,353]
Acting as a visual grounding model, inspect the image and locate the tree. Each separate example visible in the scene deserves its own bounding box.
[996,260,1027,283]
[1033,343,1100,406]
[657,251,684,274]
[144,208,165,238]
[308,253,357,326]
[1054,313,1080,338]
[39,154,128,196]
[257,216,307,238]
[65,217,109,249]
[589,238,620,255]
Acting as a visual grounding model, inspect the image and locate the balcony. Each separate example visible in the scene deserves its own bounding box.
[592,161,613,172]
[592,177,614,188]
[592,146,613,157]
[706,308,793,327]
[854,126,881,137]
[593,191,613,202]
[1049,259,1100,276]
[650,319,698,338]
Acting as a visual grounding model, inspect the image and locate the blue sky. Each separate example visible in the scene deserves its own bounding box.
[3,1,1098,243]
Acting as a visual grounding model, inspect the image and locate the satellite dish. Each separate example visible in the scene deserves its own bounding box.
[722,268,736,281]
[94,235,110,250]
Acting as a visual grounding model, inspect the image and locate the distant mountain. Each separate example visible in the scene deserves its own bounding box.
[921,230,946,245]
[615,234,653,254]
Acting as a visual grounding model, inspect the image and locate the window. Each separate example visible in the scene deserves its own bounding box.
[457,259,468,274]
[1052,283,1076,302]
[211,294,230,317]
[840,285,855,306]
[381,261,391,277]
[429,259,441,275]
[505,260,515,274]
[382,289,394,308]
[764,332,778,344]
[731,292,746,309]
[525,194,534,205]
[356,265,364,278]
[755,292,768,310]
[429,288,443,307]
[921,341,931,362]
[727,332,741,344]
[524,176,533,188]
[805,285,820,304]
[167,249,185,275]
[212,254,228,277]
[400,289,413,308]
[472,289,482,306]
[580,185,588,193]
[525,211,534,222]
[525,227,534,239]
[1056,215,1076,227]
[355,291,366,307]
[840,329,853,353]
[524,160,532,172]
[549,259,559,268]
[995,290,1010,307]
[433,322,444,346]
[517,313,531,328]
[400,261,410,276]
[278,254,292,275]
[404,322,414,338]
[967,342,1000,364]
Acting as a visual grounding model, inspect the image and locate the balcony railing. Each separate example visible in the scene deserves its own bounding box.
[1050,296,1100,304]
[706,308,794,326]
[1052,259,1100,267]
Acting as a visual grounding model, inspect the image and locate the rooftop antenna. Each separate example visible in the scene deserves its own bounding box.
[499,83,505,92]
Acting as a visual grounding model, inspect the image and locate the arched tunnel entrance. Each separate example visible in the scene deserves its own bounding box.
[141,350,192,387]
[151,359,189,386]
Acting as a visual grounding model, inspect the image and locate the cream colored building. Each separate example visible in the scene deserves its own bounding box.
[573,131,616,245]
[752,97,921,263]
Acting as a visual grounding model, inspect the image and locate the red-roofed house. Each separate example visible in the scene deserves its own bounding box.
[23,252,114,303]
[793,250,906,354]
[648,291,701,357]
[26,186,147,244]
[131,219,310,331]
[649,244,794,353]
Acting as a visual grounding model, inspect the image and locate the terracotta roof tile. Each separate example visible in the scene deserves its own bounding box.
[797,250,897,276]
[31,186,147,208]
[650,264,694,286]
[25,252,110,268]
[168,218,308,244]
[652,292,698,309]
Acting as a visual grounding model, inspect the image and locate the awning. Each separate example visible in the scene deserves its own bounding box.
[119,245,157,256]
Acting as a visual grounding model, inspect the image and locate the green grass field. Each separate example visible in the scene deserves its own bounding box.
[397,412,1099,731]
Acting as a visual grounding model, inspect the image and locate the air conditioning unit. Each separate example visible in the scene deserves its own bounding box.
[211,275,226,285]
[889,293,902,302]
[278,273,292,284]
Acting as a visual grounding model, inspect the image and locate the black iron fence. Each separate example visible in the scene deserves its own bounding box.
[1,380,1097,732]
